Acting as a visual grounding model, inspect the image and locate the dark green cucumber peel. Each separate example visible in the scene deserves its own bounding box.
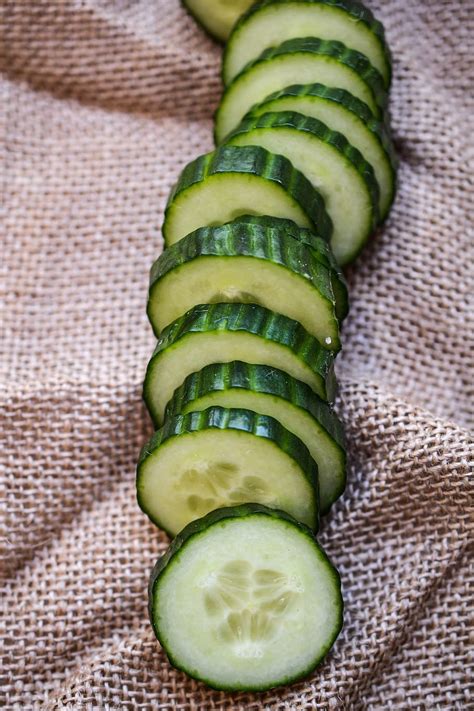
[246,83,398,219]
[226,110,380,227]
[231,215,348,320]
[216,36,388,143]
[163,145,333,244]
[137,407,320,535]
[224,0,391,87]
[166,361,345,451]
[148,503,343,692]
[165,361,347,511]
[143,302,337,424]
[148,220,340,340]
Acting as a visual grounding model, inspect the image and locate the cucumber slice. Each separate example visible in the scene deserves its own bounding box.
[215,37,388,143]
[234,215,348,320]
[149,503,343,691]
[226,110,379,265]
[182,0,254,43]
[143,302,337,426]
[248,83,397,219]
[162,145,332,247]
[223,0,391,87]
[166,362,346,514]
[148,221,340,348]
[137,407,319,535]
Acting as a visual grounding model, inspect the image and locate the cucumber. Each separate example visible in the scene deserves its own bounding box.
[166,362,346,513]
[226,110,379,265]
[137,407,319,536]
[215,37,388,142]
[148,221,340,348]
[234,215,348,320]
[182,0,254,42]
[248,83,397,219]
[143,302,337,426]
[148,503,343,691]
[223,0,391,87]
[162,145,332,247]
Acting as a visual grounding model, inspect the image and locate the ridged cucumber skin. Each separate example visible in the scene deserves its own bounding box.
[148,220,339,341]
[166,361,345,449]
[231,215,348,320]
[137,406,320,535]
[226,110,380,233]
[247,83,397,219]
[215,36,388,143]
[223,0,391,87]
[148,502,343,692]
[143,302,337,424]
[163,145,333,245]
[165,361,347,512]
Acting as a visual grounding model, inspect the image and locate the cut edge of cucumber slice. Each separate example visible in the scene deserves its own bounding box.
[149,503,343,692]
[223,214,349,320]
[148,220,339,347]
[137,407,320,535]
[165,361,347,514]
[223,0,391,87]
[246,82,397,219]
[181,0,254,42]
[143,302,337,425]
[162,145,333,246]
[215,36,388,143]
[226,110,380,264]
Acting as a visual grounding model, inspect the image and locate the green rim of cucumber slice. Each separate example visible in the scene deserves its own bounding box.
[226,110,380,265]
[223,0,391,87]
[231,215,349,320]
[162,145,332,247]
[143,302,337,426]
[247,83,397,219]
[137,407,319,535]
[149,503,343,691]
[215,36,388,143]
[166,361,346,514]
[148,220,340,347]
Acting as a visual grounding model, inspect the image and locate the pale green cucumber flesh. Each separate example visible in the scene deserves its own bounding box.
[182,0,254,42]
[137,409,318,536]
[215,52,382,143]
[227,114,377,265]
[224,1,390,86]
[226,214,349,320]
[149,504,343,691]
[144,330,334,426]
[148,256,339,348]
[164,173,313,246]
[172,386,345,514]
[144,303,336,425]
[249,88,396,218]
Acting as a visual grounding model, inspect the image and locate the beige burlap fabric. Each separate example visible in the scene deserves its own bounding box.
[1,1,473,708]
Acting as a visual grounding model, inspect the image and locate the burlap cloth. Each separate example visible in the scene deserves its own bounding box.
[1,1,473,708]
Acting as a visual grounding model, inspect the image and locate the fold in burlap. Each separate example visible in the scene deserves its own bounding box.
[1,1,473,709]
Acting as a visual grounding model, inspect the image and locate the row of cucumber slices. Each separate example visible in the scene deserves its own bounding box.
[139,0,397,692]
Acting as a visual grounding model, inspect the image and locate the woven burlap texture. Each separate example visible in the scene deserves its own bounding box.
[1,1,473,709]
